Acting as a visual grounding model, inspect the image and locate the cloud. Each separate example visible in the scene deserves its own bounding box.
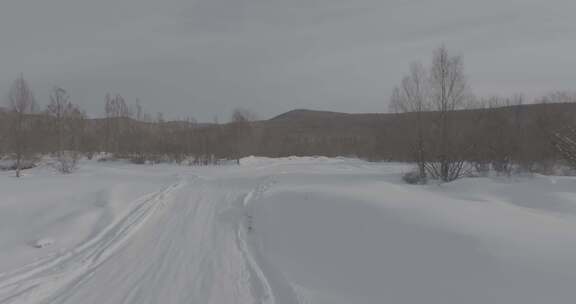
[0,0,575,120]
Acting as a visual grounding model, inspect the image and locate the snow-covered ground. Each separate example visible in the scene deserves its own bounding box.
[1,157,576,304]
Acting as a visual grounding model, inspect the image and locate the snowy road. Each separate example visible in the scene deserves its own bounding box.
[0,167,297,304]
[2,157,576,304]
[45,175,275,304]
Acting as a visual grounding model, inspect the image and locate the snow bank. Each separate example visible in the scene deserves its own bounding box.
[0,161,182,272]
[251,162,576,304]
[239,156,353,167]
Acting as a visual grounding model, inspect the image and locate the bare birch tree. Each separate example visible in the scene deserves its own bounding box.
[391,46,470,182]
[47,87,69,155]
[6,75,37,177]
[230,108,258,164]
[427,46,469,182]
[47,87,85,173]
[390,62,429,182]
[104,94,129,156]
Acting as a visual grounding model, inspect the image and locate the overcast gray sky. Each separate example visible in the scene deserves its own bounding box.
[1,0,575,121]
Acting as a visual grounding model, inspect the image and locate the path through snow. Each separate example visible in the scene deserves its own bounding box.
[0,167,297,304]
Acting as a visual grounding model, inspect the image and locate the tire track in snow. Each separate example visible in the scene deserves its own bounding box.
[0,176,185,304]
[50,175,258,304]
[2,172,300,304]
[236,177,301,304]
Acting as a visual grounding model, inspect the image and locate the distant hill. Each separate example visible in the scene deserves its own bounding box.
[2,102,575,162]
[250,102,576,160]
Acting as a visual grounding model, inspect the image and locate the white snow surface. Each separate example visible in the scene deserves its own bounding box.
[1,157,576,303]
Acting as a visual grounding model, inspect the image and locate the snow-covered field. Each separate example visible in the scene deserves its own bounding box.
[1,157,576,304]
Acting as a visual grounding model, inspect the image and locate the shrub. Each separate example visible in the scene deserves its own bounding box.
[403,170,427,185]
[54,151,81,174]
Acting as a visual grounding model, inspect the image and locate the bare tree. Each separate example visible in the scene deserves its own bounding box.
[549,128,576,169]
[0,109,8,159]
[47,87,69,155]
[478,95,525,175]
[427,46,469,182]
[104,94,129,156]
[229,108,258,163]
[6,75,37,177]
[232,108,258,123]
[390,62,429,182]
[47,87,85,173]
[391,46,470,182]
[538,93,576,171]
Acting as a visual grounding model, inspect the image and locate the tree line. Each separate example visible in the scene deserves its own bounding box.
[2,46,576,181]
[0,76,258,176]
